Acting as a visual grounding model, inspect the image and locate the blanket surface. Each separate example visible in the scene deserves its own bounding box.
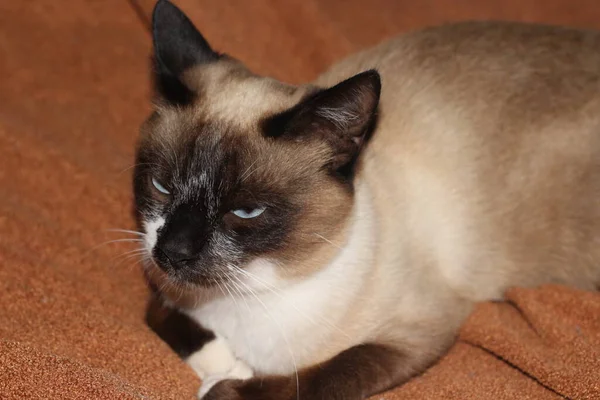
[1,0,599,399]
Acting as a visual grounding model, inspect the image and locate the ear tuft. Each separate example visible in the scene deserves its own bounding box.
[151,0,219,105]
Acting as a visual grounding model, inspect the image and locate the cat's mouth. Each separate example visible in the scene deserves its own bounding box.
[145,247,241,290]
[153,258,214,287]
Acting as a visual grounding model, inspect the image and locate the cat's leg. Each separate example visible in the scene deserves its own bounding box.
[145,295,253,381]
[200,342,441,400]
[199,292,471,400]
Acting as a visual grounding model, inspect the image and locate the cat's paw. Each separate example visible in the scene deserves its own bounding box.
[186,336,239,379]
[197,360,253,399]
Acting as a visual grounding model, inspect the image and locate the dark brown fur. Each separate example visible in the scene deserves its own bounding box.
[145,294,215,358]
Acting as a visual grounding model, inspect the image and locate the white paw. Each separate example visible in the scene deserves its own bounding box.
[228,359,253,380]
[186,335,254,399]
[185,336,238,379]
[196,359,254,399]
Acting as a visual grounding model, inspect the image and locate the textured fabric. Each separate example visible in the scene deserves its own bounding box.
[1,0,599,399]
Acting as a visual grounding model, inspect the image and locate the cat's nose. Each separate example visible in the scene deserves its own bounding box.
[157,246,197,266]
[154,204,210,269]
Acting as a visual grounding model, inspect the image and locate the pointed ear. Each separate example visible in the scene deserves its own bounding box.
[265,70,381,176]
[151,0,219,105]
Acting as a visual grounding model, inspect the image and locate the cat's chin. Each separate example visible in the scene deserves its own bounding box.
[142,257,228,301]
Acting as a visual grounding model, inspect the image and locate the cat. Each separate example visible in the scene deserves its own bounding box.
[134,1,600,399]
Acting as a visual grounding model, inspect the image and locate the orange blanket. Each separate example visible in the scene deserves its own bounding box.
[1,1,598,398]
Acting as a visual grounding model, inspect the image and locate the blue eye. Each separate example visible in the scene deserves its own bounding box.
[232,207,266,219]
[151,177,170,195]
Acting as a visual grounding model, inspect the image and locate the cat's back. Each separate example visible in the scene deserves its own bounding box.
[317,21,600,134]
[317,21,600,299]
[317,21,600,123]
[317,21,600,88]
[317,21,600,173]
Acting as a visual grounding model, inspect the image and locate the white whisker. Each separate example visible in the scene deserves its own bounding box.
[213,278,229,300]
[224,267,252,313]
[240,159,259,182]
[221,276,241,314]
[117,254,147,273]
[312,233,342,250]
[106,229,146,237]
[118,162,160,175]
[84,238,145,258]
[112,247,147,258]
[112,249,148,264]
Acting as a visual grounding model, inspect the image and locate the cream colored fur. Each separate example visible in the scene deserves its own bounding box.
[156,21,600,389]
[312,21,600,358]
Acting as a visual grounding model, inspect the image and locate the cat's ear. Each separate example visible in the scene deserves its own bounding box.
[151,0,219,105]
[265,70,381,176]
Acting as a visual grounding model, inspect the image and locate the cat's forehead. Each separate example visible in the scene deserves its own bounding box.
[143,110,325,193]
[147,61,306,150]
[182,60,304,128]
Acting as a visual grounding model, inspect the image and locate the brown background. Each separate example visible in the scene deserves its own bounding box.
[1,1,599,399]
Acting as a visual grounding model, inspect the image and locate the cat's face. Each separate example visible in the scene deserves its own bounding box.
[134,1,380,292]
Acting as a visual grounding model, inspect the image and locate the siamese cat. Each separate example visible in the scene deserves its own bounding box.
[135,1,600,399]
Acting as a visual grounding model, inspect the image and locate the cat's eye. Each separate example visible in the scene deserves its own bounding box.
[231,207,266,219]
[151,177,170,195]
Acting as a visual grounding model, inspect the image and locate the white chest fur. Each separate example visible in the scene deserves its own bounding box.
[185,186,376,375]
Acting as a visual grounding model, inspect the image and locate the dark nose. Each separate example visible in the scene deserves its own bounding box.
[157,246,196,265]
[154,203,210,269]
[156,234,203,269]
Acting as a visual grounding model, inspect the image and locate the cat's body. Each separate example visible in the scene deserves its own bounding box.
[324,22,600,296]
[137,2,600,399]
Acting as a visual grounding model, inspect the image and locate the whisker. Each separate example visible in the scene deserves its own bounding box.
[83,238,145,258]
[157,277,171,296]
[213,277,229,300]
[118,162,161,175]
[224,267,252,313]
[240,159,259,182]
[111,247,147,259]
[147,258,170,293]
[312,233,342,250]
[120,255,148,272]
[93,238,144,246]
[112,249,148,265]
[172,279,187,304]
[221,277,241,314]
[105,229,146,237]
